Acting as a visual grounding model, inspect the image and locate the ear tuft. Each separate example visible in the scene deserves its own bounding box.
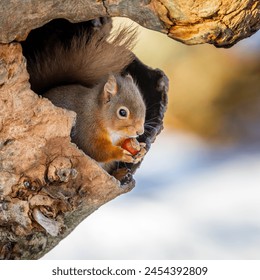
[125,74,134,83]
[103,74,118,103]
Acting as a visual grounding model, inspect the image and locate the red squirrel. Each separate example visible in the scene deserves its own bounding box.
[25,22,147,168]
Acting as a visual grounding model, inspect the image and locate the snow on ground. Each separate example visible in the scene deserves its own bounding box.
[44,130,260,259]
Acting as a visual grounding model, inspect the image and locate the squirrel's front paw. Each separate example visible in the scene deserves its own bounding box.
[133,142,146,164]
[120,140,146,164]
[121,149,135,163]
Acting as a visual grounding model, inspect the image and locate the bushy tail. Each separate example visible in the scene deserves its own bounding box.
[27,25,138,93]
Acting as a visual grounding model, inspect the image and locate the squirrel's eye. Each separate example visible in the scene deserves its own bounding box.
[117,107,129,119]
[119,109,127,117]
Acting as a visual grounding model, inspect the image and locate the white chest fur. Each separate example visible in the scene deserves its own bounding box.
[110,131,123,145]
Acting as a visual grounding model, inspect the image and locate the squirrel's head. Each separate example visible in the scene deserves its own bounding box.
[100,74,146,140]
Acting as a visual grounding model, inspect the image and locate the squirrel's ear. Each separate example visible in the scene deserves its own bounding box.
[103,74,118,103]
[125,74,134,83]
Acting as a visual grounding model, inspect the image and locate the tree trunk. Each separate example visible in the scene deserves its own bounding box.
[0,0,259,259]
[0,0,259,47]
[0,34,167,259]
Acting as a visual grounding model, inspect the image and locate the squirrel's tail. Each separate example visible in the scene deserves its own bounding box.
[27,25,138,93]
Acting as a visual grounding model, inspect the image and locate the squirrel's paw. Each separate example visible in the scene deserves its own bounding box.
[133,142,146,164]
[121,149,135,163]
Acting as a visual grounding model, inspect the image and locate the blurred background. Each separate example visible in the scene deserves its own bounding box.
[44,18,260,259]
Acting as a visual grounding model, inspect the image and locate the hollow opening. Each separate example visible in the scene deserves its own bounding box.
[21,18,168,184]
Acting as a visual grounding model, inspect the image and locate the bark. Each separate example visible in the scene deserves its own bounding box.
[0,0,259,47]
[0,0,259,259]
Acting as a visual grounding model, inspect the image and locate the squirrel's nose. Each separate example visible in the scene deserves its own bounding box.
[136,127,144,136]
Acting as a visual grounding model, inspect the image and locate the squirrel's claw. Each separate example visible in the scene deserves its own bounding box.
[139,142,146,149]
[133,142,146,164]
[122,149,135,163]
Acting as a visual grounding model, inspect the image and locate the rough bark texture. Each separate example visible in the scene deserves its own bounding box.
[0,0,259,47]
[0,0,259,260]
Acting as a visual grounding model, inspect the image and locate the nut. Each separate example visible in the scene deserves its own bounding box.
[121,138,140,156]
